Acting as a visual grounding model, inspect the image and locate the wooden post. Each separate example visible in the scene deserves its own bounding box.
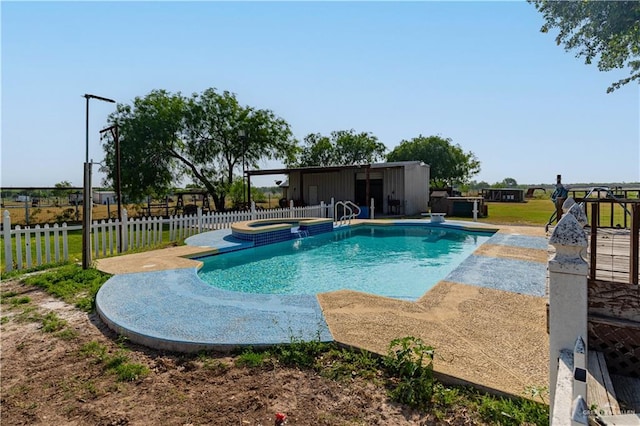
[3,210,13,272]
[590,203,598,281]
[631,203,639,285]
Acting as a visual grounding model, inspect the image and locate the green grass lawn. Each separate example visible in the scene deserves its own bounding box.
[475,199,555,226]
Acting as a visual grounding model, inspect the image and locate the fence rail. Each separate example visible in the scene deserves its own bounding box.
[2,200,334,273]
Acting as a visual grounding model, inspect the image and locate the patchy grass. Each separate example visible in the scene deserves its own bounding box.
[229,337,549,425]
[20,264,111,312]
[79,341,150,382]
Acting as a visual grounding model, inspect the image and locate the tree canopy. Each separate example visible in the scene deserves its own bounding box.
[530,0,640,93]
[386,135,480,187]
[100,88,298,210]
[292,129,386,167]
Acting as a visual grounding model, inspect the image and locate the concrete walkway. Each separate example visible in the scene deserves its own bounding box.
[95,220,550,399]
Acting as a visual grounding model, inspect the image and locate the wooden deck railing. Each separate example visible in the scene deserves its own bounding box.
[577,200,639,285]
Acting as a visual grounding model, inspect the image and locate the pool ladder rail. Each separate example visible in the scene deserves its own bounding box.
[334,200,361,227]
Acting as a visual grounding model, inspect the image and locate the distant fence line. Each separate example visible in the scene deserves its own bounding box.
[2,201,333,273]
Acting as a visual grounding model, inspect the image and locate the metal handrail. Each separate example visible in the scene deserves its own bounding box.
[334,200,361,226]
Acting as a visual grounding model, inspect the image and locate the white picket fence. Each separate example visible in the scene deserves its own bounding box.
[2,200,334,273]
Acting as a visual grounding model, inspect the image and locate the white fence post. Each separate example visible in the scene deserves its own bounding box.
[473,199,478,222]
[61,223,68,261]
[370,197,375,220]
[53,223,60,263]
[251,201,256,220]
[3,211,13,272]
[122,209,129,252]
[289,200,294,219]
[548,209,589,415]
[197,207,203,234]
[330,197,335,220]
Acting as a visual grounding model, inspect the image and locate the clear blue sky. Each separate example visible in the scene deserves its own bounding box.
[2,1,639,189]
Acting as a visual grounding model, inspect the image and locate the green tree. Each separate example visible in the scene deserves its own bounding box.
[101,88,298,210]
[228,179,265,209]
[52,181,73,205]
[501,177,518,187]
[293,129,386,167]
[386,135,480,187]
[529,0,640,93]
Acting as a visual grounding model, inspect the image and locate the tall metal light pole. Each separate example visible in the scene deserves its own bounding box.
[82,94,116,269]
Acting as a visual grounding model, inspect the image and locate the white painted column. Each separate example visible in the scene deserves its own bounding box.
[548,210,589,415]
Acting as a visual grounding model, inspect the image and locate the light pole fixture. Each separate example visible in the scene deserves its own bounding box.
[82,93,116,269]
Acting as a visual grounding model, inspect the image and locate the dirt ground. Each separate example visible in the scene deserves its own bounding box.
[1,278,486,426]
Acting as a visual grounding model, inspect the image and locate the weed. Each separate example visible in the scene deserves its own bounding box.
[475,391,549,426]
[0,291,18,299]
[524,385,549,404]
[14,305,41,323]
[235,349,271,368]
[318,347,381,382]
[55,328,79,340]
[80,341,108,360]
[383,336,435,410]
[432,382,462,407]
[11,296,31,306]
[104,352,128,370]
[83,381,99,397]
[79,340,149,382]
[1,316,9,325]
[41,312,67,333]
[274,337,330,368]
[114,363,149,382]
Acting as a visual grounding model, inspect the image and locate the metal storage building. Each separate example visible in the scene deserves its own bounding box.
[247,161,430,216]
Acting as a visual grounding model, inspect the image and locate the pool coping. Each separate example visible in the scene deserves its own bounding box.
[95,219,551,399]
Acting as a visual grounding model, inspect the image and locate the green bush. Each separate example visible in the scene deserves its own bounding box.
[383,336,435,410]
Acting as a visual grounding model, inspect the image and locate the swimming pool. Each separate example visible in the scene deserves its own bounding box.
[197,225,494,300]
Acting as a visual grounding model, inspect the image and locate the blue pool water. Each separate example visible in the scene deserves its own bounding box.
[197,226,494,300]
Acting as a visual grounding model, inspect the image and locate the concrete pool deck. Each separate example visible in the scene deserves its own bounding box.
[95,220,550,399]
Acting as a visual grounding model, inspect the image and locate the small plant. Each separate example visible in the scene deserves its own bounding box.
[274,337,330,368]
[14,306,41,324]
[0,291,18,299]
[11,296,31,306]
[318,347,381,382]
[114,363,149,382]
[55,329,78,340]
[476,391,549,426]
[235,349,271,368]
[104,351,129,370]
[0,316,9,325]
[80,341,108,361]
[41,312,67,333]
[383,336,435,410]
[79,340,149,382]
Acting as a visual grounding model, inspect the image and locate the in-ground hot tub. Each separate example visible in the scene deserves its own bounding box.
[230,217,334,246]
